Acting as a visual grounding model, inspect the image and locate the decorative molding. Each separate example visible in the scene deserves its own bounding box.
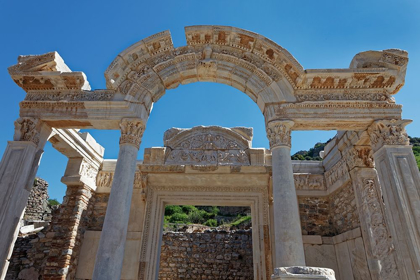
[119,118,145,149]
[368,119,411,152]
[344,146,374,170]
[14,117,40,145]
[25,90,115,102]
[295,92,394,103]
[266,120,294,149]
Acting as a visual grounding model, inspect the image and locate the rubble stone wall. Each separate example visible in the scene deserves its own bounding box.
[24,178,51,222]
[159,230,254,280]
[299,196,333,236]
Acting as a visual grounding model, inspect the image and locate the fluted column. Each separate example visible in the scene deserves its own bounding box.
[367,119,420,279]
[266,120,305,268]
[0,118,51,280]
[92,118,145,280]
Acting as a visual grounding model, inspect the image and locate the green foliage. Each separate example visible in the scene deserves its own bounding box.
[48,199,60,206]
[230,215,251,227]
[164,205,221,226]
[165,205,183,216]
[412,146,420,171]
[409,136,420,147]
[181,205,196,214]
[291,140,330,161]
[187,209,206,224]
[204,219,218,227]
[169,212,189,223]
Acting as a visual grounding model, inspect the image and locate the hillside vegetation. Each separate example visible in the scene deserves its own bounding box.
[292,136,420,170]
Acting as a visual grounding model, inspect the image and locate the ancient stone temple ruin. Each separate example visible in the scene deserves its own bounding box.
[0,25,419,280]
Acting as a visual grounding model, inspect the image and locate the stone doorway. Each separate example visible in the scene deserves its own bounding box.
[138,184,271,280]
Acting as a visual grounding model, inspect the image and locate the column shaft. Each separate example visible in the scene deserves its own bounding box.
[266,120,305,268]
[92,119,144,280]
[271,147,306,267]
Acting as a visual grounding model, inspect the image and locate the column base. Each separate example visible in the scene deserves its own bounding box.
[272,266,336,280]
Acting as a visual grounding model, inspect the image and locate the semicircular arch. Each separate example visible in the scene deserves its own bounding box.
[105,26,303,113]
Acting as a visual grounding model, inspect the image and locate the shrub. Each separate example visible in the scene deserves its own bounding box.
[181,205,197,214]
[169,213,189,223]
[48,199,60,206]
[165,205,183,216]
[187,209,206,224]
[204,219,218,227]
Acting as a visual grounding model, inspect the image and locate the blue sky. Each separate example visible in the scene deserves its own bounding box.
[0,0,419,202]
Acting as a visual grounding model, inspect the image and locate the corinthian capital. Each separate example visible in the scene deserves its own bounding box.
[368,119,411,152]
[119,118,145,149]
[266,120,294,149]
[14,117,41,145]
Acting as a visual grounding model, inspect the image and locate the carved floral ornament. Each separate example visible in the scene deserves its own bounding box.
[119,118,145,149]
[265,120,294,149]
[368,119,411,152]
[360,179,399,278]
[14,117,40,145]
[344,146,374,170]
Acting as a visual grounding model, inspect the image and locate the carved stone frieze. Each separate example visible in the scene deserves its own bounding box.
[119,119,145,149]
[295,91,394,103]
[325,158,350,189]
[25,90,115,102]
[344,146,374,170]
[96,171,114,189]
[163,126,251,166]
[368,119,411,152]
[294,174,326,191]
[359,179,399,279]
[265,120,294,149]
[14,118,40,145]
[80,159,98,180]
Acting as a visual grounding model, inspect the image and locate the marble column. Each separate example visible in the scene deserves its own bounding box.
[344,145,401,279]
[367,119,420,280]
[266,120,305,267]
[92,118,145,280]
[0,118,51,280]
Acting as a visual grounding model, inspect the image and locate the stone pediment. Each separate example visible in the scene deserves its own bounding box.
[163,126,252,166]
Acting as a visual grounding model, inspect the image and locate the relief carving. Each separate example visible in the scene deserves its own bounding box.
[96,171,113,189]
[294,174,326,191]
[80,159,98,180]
[359,179,399,279]
[265,120,293,149]
[119,118,145,149]
[368,119,411,152]
[25,90,114,102]
[325,158,350,189]
[14,118,40,145]
[344,147,374,170]
[164,127,251,166]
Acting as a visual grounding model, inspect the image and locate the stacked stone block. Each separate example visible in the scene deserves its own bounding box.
[159,230,253,280]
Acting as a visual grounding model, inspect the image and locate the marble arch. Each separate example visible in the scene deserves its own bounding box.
[1,25,420,280]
